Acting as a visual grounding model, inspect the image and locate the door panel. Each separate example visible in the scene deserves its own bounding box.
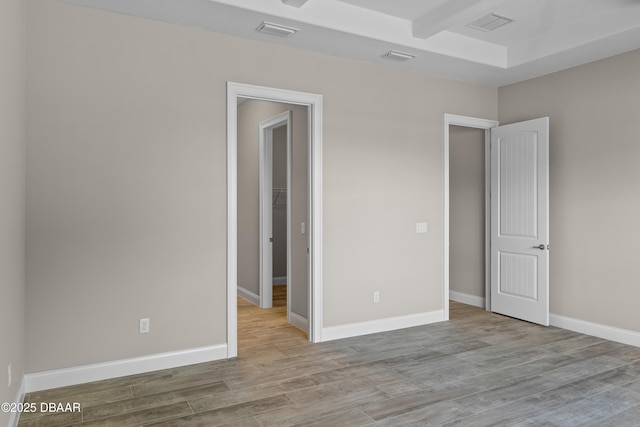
[491,117,549,325]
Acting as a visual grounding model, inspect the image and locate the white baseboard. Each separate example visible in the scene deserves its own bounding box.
[550,314,640,348]
[321,310,445,342]
[237,286,259,306]
[8,377,26,427]
[24,344,227,393]
[449,290,486,308]
[289,311,309,333]
[272,277,287,285]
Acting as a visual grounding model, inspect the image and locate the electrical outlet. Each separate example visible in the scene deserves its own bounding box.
[8,364,12,388]
[139,318,150,334]
[373,291,380,303]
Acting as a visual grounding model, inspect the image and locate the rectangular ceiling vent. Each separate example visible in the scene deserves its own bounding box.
[256,21,299,38]
[467,13,513,32]
[381,50,416,62]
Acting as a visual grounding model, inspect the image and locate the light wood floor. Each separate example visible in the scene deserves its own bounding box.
[19,298,640,426]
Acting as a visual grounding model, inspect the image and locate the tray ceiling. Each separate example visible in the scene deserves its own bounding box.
[62,0,640,86]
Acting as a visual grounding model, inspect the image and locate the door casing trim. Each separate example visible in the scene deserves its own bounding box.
[227,82,324,358]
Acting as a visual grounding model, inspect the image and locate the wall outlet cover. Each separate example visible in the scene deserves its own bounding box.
[139,318,150,334]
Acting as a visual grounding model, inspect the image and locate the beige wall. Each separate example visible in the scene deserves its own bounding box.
[499,48,640,332]
[449,126,485,298]
[0,0,26,420]
[237,100,308,318]
[26,0,497,372]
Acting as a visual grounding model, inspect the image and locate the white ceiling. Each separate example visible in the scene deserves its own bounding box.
[62,0,640,86]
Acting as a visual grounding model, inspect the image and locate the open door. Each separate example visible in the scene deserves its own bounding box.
[490,117,549,326]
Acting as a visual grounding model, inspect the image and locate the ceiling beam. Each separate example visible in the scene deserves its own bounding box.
[412,0,508,39]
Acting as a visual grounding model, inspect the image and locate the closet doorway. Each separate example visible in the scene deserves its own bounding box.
[259,111,292,310]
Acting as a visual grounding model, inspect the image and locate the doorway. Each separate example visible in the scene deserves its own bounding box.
[444,114,550,325]
[237,101,306,341]
[258,111,292,311]
[443,114,498,320]
[227,82,324,358]
[449,125,488,310]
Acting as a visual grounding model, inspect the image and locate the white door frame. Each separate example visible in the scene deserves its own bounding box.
[227,82,324,358]
[443,114,499,320]
[259,111,292,310]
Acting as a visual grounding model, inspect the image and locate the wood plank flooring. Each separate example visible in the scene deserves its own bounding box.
[18,298,640,426]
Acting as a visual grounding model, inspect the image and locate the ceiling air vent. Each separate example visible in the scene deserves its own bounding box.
[281,0,309,7]
[467,13,513,32]
[256,21,299,38]
[381,50,416,62]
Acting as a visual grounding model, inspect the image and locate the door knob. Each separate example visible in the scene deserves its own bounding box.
[533,244,546,250]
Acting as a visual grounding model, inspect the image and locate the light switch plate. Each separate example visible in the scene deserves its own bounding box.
[416,222,428,233]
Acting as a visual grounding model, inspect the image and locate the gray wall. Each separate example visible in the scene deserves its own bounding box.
[237,100,308,318]
[0,0,26,421]
[25,0,497,372]
[449,126,485,299]
[499,48,640,332]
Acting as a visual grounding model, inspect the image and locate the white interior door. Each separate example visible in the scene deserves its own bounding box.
[490,117,549,325]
